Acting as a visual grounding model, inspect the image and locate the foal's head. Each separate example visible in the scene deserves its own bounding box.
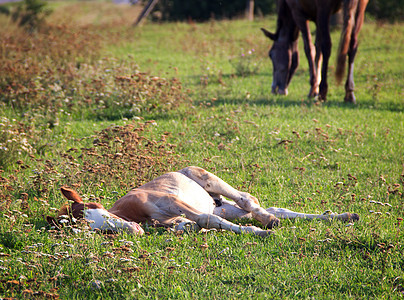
[46,187,95,227]
[46,187,143,235]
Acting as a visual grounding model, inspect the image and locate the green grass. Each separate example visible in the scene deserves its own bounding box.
[0,3,403,299]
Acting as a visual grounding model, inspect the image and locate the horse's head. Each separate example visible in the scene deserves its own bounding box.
[261,27,299,96]
[46,187,144,235]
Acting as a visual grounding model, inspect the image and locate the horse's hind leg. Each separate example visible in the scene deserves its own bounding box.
[344,0,368,103]
[314,35,323,98]
[178,166,280,228]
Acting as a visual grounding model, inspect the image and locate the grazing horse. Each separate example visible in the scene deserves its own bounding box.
[47,166,359,237]
[261,0,368,103]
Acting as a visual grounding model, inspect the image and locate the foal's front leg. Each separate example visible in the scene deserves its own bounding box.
[178,166,280,228]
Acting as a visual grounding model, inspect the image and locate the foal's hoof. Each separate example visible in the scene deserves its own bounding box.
[266,217,280,229]
[257,230,274,237]
[340,212,359,222]
[349,213,360,222]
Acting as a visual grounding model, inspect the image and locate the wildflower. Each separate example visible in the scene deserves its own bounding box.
[218,247,229,255]
[318,238,332,243]
[90,280,103,290]
[199,243,208,250]
[119,258,132,263]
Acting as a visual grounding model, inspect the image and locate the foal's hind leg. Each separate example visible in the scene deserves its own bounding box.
[213,200,359,223]
[150,195,270,237]
[178,166,280,228]
[265,207,359,222]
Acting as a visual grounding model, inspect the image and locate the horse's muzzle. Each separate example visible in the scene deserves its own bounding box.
[272,84,288,96]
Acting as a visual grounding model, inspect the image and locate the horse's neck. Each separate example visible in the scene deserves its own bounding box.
[277,0,299,42]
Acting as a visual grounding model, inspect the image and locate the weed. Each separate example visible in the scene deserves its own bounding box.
[229,48,261,76]
[11,0,52,32]
[0,117,35,170]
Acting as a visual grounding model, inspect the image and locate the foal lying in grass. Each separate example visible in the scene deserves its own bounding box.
[47,166,359,237]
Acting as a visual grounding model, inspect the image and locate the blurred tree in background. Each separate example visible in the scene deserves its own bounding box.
[0,0,53,32]
[366,0,404,21]
[151,0,276,21]
[146,0,403,22]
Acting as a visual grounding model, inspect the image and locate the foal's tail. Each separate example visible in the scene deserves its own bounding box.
[336,0,367,84]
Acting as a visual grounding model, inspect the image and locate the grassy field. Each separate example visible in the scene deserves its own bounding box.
[0,2,403,299]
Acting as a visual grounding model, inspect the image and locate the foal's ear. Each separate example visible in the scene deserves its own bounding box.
[261,28,277,40]
[60,187,83,203]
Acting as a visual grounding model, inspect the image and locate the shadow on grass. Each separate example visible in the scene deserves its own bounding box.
[187,70,403,113]
[195,94,404,112]
[0,231,25,250]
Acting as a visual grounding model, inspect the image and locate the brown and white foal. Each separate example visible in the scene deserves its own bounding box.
[48,166,359,237]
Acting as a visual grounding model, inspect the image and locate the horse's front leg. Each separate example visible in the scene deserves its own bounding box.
[313,35,323,99]
[294,19,318,98]
[317,13,332,101]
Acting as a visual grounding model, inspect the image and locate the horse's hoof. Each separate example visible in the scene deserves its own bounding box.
[308,91,319,99]
[318,94,327,102]
[344,92,356,104]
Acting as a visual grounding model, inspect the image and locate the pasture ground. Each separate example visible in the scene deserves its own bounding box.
[0,2,403,299]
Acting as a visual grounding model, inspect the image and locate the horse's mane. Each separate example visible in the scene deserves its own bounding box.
[276,0,299,41]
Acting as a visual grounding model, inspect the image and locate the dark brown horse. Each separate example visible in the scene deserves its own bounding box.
[261,0,368,103]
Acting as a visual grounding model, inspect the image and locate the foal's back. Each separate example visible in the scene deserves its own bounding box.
[108,171,216,223]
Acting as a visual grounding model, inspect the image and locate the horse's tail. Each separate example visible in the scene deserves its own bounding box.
[335,0,358,84]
